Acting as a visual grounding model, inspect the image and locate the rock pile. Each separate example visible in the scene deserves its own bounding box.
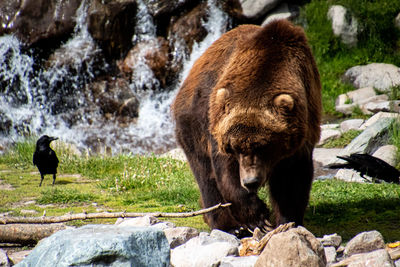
[3,215,399,266]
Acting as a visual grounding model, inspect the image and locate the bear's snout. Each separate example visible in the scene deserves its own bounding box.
[242,176,260,192]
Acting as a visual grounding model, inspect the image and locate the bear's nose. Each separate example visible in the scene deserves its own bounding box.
[243,177,260,192]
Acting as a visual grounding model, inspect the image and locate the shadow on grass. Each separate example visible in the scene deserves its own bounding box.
[305,197,400,242]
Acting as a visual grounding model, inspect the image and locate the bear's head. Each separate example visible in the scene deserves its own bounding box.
[209,85,308,192]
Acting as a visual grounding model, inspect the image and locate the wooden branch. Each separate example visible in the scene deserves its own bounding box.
[0,203,232,224]
[0,223,66,245]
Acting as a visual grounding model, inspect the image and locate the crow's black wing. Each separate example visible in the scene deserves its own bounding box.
[347,154,400,183]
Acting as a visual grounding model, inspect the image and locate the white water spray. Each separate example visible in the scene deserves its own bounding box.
[0,0,229,155]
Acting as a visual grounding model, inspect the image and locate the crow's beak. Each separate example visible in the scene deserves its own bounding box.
[50,137,59,142]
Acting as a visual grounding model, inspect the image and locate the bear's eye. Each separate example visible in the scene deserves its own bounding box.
[273,94,294,112]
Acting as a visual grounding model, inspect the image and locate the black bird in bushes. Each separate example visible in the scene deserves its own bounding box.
[33,135,59,187]
[328,153,400,184]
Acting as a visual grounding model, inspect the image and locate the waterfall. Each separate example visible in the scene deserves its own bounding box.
[0,0,228,155]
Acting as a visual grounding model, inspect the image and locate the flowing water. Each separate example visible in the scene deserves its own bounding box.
[0,0,228,155]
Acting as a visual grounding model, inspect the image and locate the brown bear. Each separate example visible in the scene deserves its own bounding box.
[171,19,321,234]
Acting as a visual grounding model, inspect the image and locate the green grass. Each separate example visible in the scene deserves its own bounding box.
[321,129,362,148]
[298,0,400,115]
[306,179,400,241]
[2,138,400,242]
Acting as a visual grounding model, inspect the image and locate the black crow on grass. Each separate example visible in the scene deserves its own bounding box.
[328,153,400,184]
[33,135,59,187]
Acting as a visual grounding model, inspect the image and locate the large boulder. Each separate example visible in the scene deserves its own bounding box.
[171,230,240,267]
[0,0,81,47]
[255,226,326,267]
[16,225,170,267]
[327,5,358,47]
[343,63,400,92]
[88,0,137,60]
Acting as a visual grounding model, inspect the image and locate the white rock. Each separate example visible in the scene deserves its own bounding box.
[344,230,386,256]
[327,5,358,47]
[318,233,342,248]
[171,232,239,267]
[220,255,259,267]
[372,145,398,167]
[324,246,337,265]
[333,249,394,267]
[318,129,341,145]
[360,112,400,130]
[313,148,343,166]
[343,63,400,91]
[0,249,10,267]
[261,3,298,26]
[164,227,199,249]
[335,169,365,183]
[330,117,395,164]
[239,0,281,19]
[347,87,376,103]
[365,100,400,113]
[321,124,340,130]
[340,119,364,132]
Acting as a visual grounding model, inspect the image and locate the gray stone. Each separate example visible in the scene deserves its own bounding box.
[333,249,394,267]
[340,119,364,132]
[313,148,343,166]
[318,129,341,145]
[360,112,400,130]
[0,249,10,267]
[335,169,365,183]
[171,232,239,267]
[261,3,299,26]
[343,63,400,91]
[365,100,400,114]
[372,145,398,167]
[319,233,342,248]
[16,225,170,267]
[329,118,394,164]
[210,229,241,247]
[344,230,385,257]
[321,123,340,130]
[164,226,199,249]
[7,251,31,266]
[220,255,259,267]
[255,226,326,267]
[239,0,281,19]
[324,246,337,265]
[327,5,358,47]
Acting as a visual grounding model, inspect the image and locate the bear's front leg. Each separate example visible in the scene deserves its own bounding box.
[212,154,271,232]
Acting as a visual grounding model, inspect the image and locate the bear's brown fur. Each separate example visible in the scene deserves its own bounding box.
[172,20,321,233]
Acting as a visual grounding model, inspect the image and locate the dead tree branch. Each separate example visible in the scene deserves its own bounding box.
[0,203,231,224]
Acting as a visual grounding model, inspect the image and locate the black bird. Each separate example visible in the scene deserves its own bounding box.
[33,135,59,187]
[328,153,400,184]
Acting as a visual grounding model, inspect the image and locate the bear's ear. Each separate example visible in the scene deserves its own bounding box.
[215,88,230,111]
[215,88,228,103]
[273,94,294,112]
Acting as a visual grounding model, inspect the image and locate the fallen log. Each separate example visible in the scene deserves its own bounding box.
[0,203,231,224]
[0,223,66,245]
